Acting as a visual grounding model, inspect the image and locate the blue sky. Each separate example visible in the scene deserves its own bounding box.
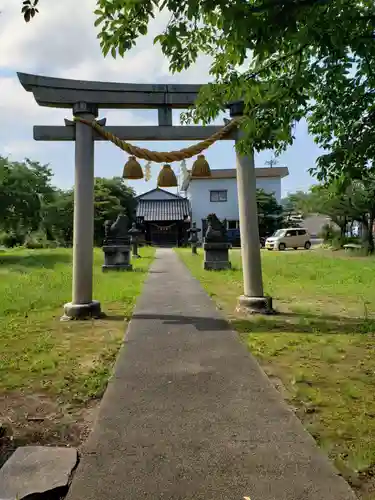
[0,1,321,198]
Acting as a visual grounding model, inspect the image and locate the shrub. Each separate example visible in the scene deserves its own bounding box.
[331,235,344,250]
[23,231,60,249]
[0,231,25,248]
[330,235,362,250]
[319,223,339,243]
[319,224,362,250]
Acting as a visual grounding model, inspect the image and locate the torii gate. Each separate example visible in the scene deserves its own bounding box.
[17,72,273,319]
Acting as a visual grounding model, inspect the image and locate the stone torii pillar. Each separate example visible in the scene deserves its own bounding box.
[229,101,273,314]
[62,103,101,320]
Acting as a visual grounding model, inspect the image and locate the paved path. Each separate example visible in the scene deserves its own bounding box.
[67,249,356,500]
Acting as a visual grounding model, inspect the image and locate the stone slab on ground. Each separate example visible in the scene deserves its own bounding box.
[67,248,357,500]
[0,446,77,500]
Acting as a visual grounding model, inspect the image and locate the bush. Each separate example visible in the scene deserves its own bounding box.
[330,235,362,250]
[343,236,362,245]
[0,231,25,248]
[23,231,60,249]
[319,224,362,250]
[330,235,344,250]
[319,223,339,243]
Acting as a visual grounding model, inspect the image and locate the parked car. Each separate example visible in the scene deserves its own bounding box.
[265,228,311,251]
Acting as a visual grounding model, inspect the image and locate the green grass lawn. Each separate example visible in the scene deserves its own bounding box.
[177,248,375,499]
[0,246,154,457]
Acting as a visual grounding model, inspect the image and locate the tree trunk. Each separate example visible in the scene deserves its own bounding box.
[332,216,346,239]
[367,216,374,255]
[361,217,370,253]
[340,219,347,239]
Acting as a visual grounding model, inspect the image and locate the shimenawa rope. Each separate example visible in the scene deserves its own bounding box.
[74,116,242,163]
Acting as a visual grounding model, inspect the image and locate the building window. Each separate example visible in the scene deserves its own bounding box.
[210,190,227,202]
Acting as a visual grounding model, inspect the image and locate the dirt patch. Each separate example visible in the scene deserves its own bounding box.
[0,393,99,467]
[356,465,375,500]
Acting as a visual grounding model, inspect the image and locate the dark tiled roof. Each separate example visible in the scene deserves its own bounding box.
[136,199,191,222]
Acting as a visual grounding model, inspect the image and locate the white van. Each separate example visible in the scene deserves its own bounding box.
[265,228,311,251]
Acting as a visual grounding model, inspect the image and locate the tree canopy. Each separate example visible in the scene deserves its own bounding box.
[281,190,312,218]
[0,156,137,247]
[256,189,283,237]
[22,0,375,184]
[283,175,375,252]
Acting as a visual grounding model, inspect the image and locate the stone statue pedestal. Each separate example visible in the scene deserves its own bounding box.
[102,214,133,272]
[102,245,132,271]
[203,242,231,270]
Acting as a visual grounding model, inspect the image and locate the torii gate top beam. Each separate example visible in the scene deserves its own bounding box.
[17,72,205,110]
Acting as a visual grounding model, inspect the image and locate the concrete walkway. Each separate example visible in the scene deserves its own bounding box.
[67,248,356,500]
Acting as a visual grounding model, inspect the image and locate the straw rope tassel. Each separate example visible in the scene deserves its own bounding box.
[74,116,243,163]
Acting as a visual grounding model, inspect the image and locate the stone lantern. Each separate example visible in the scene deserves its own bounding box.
[128,222,142,259]
[187,222,201,254]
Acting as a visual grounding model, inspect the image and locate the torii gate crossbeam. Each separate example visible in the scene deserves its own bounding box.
[18,72,271,319]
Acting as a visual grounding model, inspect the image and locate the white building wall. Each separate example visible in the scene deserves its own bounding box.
[187,176,283,233]
[189,178,238,230]
[256,177,281,201]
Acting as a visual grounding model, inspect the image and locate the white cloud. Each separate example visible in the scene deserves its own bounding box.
[0,0,214,191]
[0,0,212,124]
[0,139,39,157]
[0,0,211,81]
[0,0,102,72]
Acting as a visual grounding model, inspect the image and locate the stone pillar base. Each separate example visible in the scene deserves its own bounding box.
[61,300,102,321]
[236,295,274,315]
[102,264,133,271]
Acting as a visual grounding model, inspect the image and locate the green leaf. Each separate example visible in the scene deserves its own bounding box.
[139,24,147,36]
[94,15,106,27]
[18,0,375,185]
[24,9,31,22]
